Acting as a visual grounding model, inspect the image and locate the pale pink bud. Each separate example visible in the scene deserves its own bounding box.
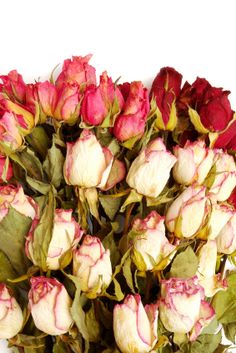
[113,294,158,353]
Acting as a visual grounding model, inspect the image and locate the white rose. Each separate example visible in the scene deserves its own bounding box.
[216,212,236,254]
[26,209,83,270]
[197,240,227,297]
[73,235,112,295]
[173,140,214,185]
[63,129,113,188]
[165,185,207,238]
[126,138,176,198]
[113,294,158,353]
[28,277,73,335]
[207,203,234,240]
[0,284,24,339]
[208,149,236,202]
[130,211,175,270]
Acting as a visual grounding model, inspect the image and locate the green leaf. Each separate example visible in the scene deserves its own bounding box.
[43,135,65,188]
[53,341,70,353]
[26,126,50,158]
[30,190,55,271]
[85,304,101,342]
[15,147,44,180]
[177,332,222,353]
[68,275,90,342]
[120,189,143,212]
[0,208,32,275]
[213,273,236,324]
[99,195,121,220]
[9,333,47,349]
[102,231,120,268]
[0,250,17,281]
[170,246,198,279]
[123,255,135,293]
[223,322,236,344]
[188,107,209,134]
[26,176,51,195]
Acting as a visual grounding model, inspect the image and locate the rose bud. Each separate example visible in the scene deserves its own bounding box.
[53,82,81,122]
[28,277,73,335]
[0,184,38,222]
[150,67,182,130]
[207,203,234,240]
[216,212,236,254]
[166,185,208,238]
[159,277,215,341]
[56,54,96,88]
[199,86,233,132]
[0,70,26,103]
[208,149,236,202]
[64,130,114,189]
[81,71,124,126]
[0,111,23,153]
[173,140,214,185]
[37,81,57,117]
[113,81,150,142]
[197,240,227,297]
[213,118,236,151]
[73,235,112,295]
[25,209,83,270]
[0,155,13,182]
[126,138,176,198]
[113,294,158,353]
[0,284,24,339]
[130,211,175,271]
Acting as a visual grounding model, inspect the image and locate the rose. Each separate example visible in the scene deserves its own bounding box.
[197,240,227,297]
[207,203,234,240]
[0,111,23,153]
[56,54,96,88]
[150,67,182,130]
[113,294,158,353]
[130,211,176,271]
[28,277,73,335]
[37,81,81,122]
[215,211,236,254]
[73,235,112,295]
[64,130,114,188]
[0,184,38,222]
[81,71,124,126]
[208,149,236,202]
[0,70,26,103]
[0,155,13,182]
[177,77,233,132]
[126,138,176,198]
[159,276,215,341]
[26,209,83,270]
[113,81,150,142]
[173,140,214,185]
[229,187,236,209]
[0,284,24,339]
[165,185,208,238]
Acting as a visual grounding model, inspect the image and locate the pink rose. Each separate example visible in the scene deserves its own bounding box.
[81,71,124,126]
[113,81,150,142]
[56,54,96,88]
[0,70,26,103]
[0,111,23,153]
[28,277,73,335]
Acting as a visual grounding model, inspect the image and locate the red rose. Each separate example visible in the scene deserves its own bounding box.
[81,72,124,126]
[150,67,182,130]
[56,54,96,88]
[113,81,149,142]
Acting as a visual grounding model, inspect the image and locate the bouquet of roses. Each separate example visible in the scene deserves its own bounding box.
[0,55,236,353]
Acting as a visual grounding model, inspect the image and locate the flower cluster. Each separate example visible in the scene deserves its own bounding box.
[0,56,236,353]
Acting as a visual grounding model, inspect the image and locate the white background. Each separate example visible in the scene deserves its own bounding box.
[1,0,236,352]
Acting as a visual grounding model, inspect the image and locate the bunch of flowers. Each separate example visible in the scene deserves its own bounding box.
[0,55,236,353]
